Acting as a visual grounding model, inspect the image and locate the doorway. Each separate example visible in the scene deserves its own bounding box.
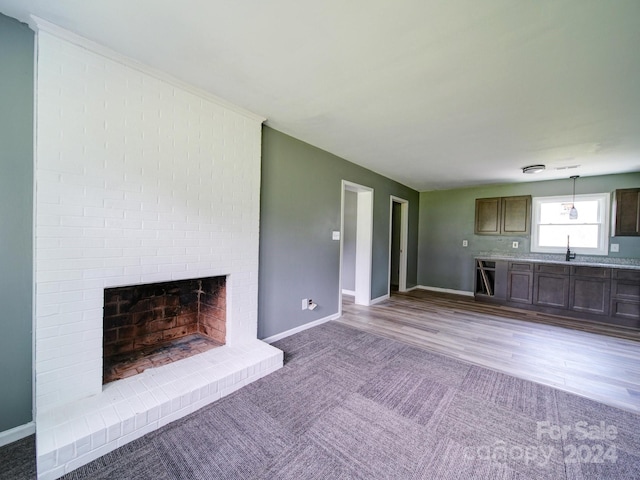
[339,181,374,313]
[388,196,408,294]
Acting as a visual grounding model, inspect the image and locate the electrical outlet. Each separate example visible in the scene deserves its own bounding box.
[512,241,519,249]
[611,243,619,252]
[301,298,308,310]
[462,240,468,247]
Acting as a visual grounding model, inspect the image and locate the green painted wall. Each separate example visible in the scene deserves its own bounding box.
[0,14,34,432]
[259,126,419,339]
[418,172,640,293]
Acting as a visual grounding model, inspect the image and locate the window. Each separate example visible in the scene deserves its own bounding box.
[531,193,610,256]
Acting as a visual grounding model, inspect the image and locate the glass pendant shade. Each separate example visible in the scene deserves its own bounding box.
[569,206,578,220]
[568,175,579,220]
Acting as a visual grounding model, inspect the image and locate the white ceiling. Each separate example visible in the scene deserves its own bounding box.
[2,0,639,191]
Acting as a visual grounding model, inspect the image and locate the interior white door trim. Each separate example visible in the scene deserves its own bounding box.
[339,180,374,314]
[388,196,409,294]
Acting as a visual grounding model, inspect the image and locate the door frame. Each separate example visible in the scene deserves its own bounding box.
[388,196,409,294]
[339,180,374,314]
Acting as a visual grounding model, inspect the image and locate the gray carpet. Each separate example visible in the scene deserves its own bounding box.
[2,322,639,479]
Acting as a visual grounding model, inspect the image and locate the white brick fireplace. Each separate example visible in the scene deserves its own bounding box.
[32,19,282,479]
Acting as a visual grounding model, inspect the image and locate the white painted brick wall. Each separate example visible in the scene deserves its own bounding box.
[35,31,263,413]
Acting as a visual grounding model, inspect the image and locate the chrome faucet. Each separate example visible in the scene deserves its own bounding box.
[566,235,576,261]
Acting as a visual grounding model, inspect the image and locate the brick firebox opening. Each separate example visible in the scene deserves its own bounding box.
[103,276,226,384]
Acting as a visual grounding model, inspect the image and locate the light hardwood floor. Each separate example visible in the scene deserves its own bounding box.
[338,289,640,413]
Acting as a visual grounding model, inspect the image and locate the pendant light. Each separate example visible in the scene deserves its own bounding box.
[569,175,579,220]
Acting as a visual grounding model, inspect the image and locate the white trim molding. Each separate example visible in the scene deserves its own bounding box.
[339,181,374,310]
[28,16,266,124]
[261,313,341,344]
[388,196,409,295]
[416,285,474,297]
[341,289,356,296]
[0,422,36,447]
[531,193,610,256]
[370,294,390,305]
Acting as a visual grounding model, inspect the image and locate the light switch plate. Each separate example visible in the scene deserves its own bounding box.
[332,231,340,241]
[512,241,519,249]
[611,243,619,252]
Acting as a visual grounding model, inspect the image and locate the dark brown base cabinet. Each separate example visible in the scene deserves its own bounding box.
[569,267,611,316]
[533,263,570,309]
[475,260,508,300]
[506,262,533,304]
[611,269,640,322]
[475,258,640,330]
[611,300,640,320]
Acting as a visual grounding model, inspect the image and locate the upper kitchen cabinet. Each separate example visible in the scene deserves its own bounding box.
[475,197,501,235]
[613,188,640,236]
[475,195,531,236]
[502,195,531,235]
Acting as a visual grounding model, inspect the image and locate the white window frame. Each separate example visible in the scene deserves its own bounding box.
[531,193,610,256]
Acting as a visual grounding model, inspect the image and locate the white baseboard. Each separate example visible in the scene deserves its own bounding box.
[415,285,474,297]
[261,312,341,344]
[341,289,355,296]
[370,294,390,305]
[0,421,35,447]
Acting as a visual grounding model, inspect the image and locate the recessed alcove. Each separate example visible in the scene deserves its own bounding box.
[103,276,226,383]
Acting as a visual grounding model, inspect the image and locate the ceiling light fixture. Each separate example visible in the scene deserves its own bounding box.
[569,175,579,220]
[522,164,545,174]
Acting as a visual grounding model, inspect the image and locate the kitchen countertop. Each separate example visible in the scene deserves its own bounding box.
[476,253,640,270]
